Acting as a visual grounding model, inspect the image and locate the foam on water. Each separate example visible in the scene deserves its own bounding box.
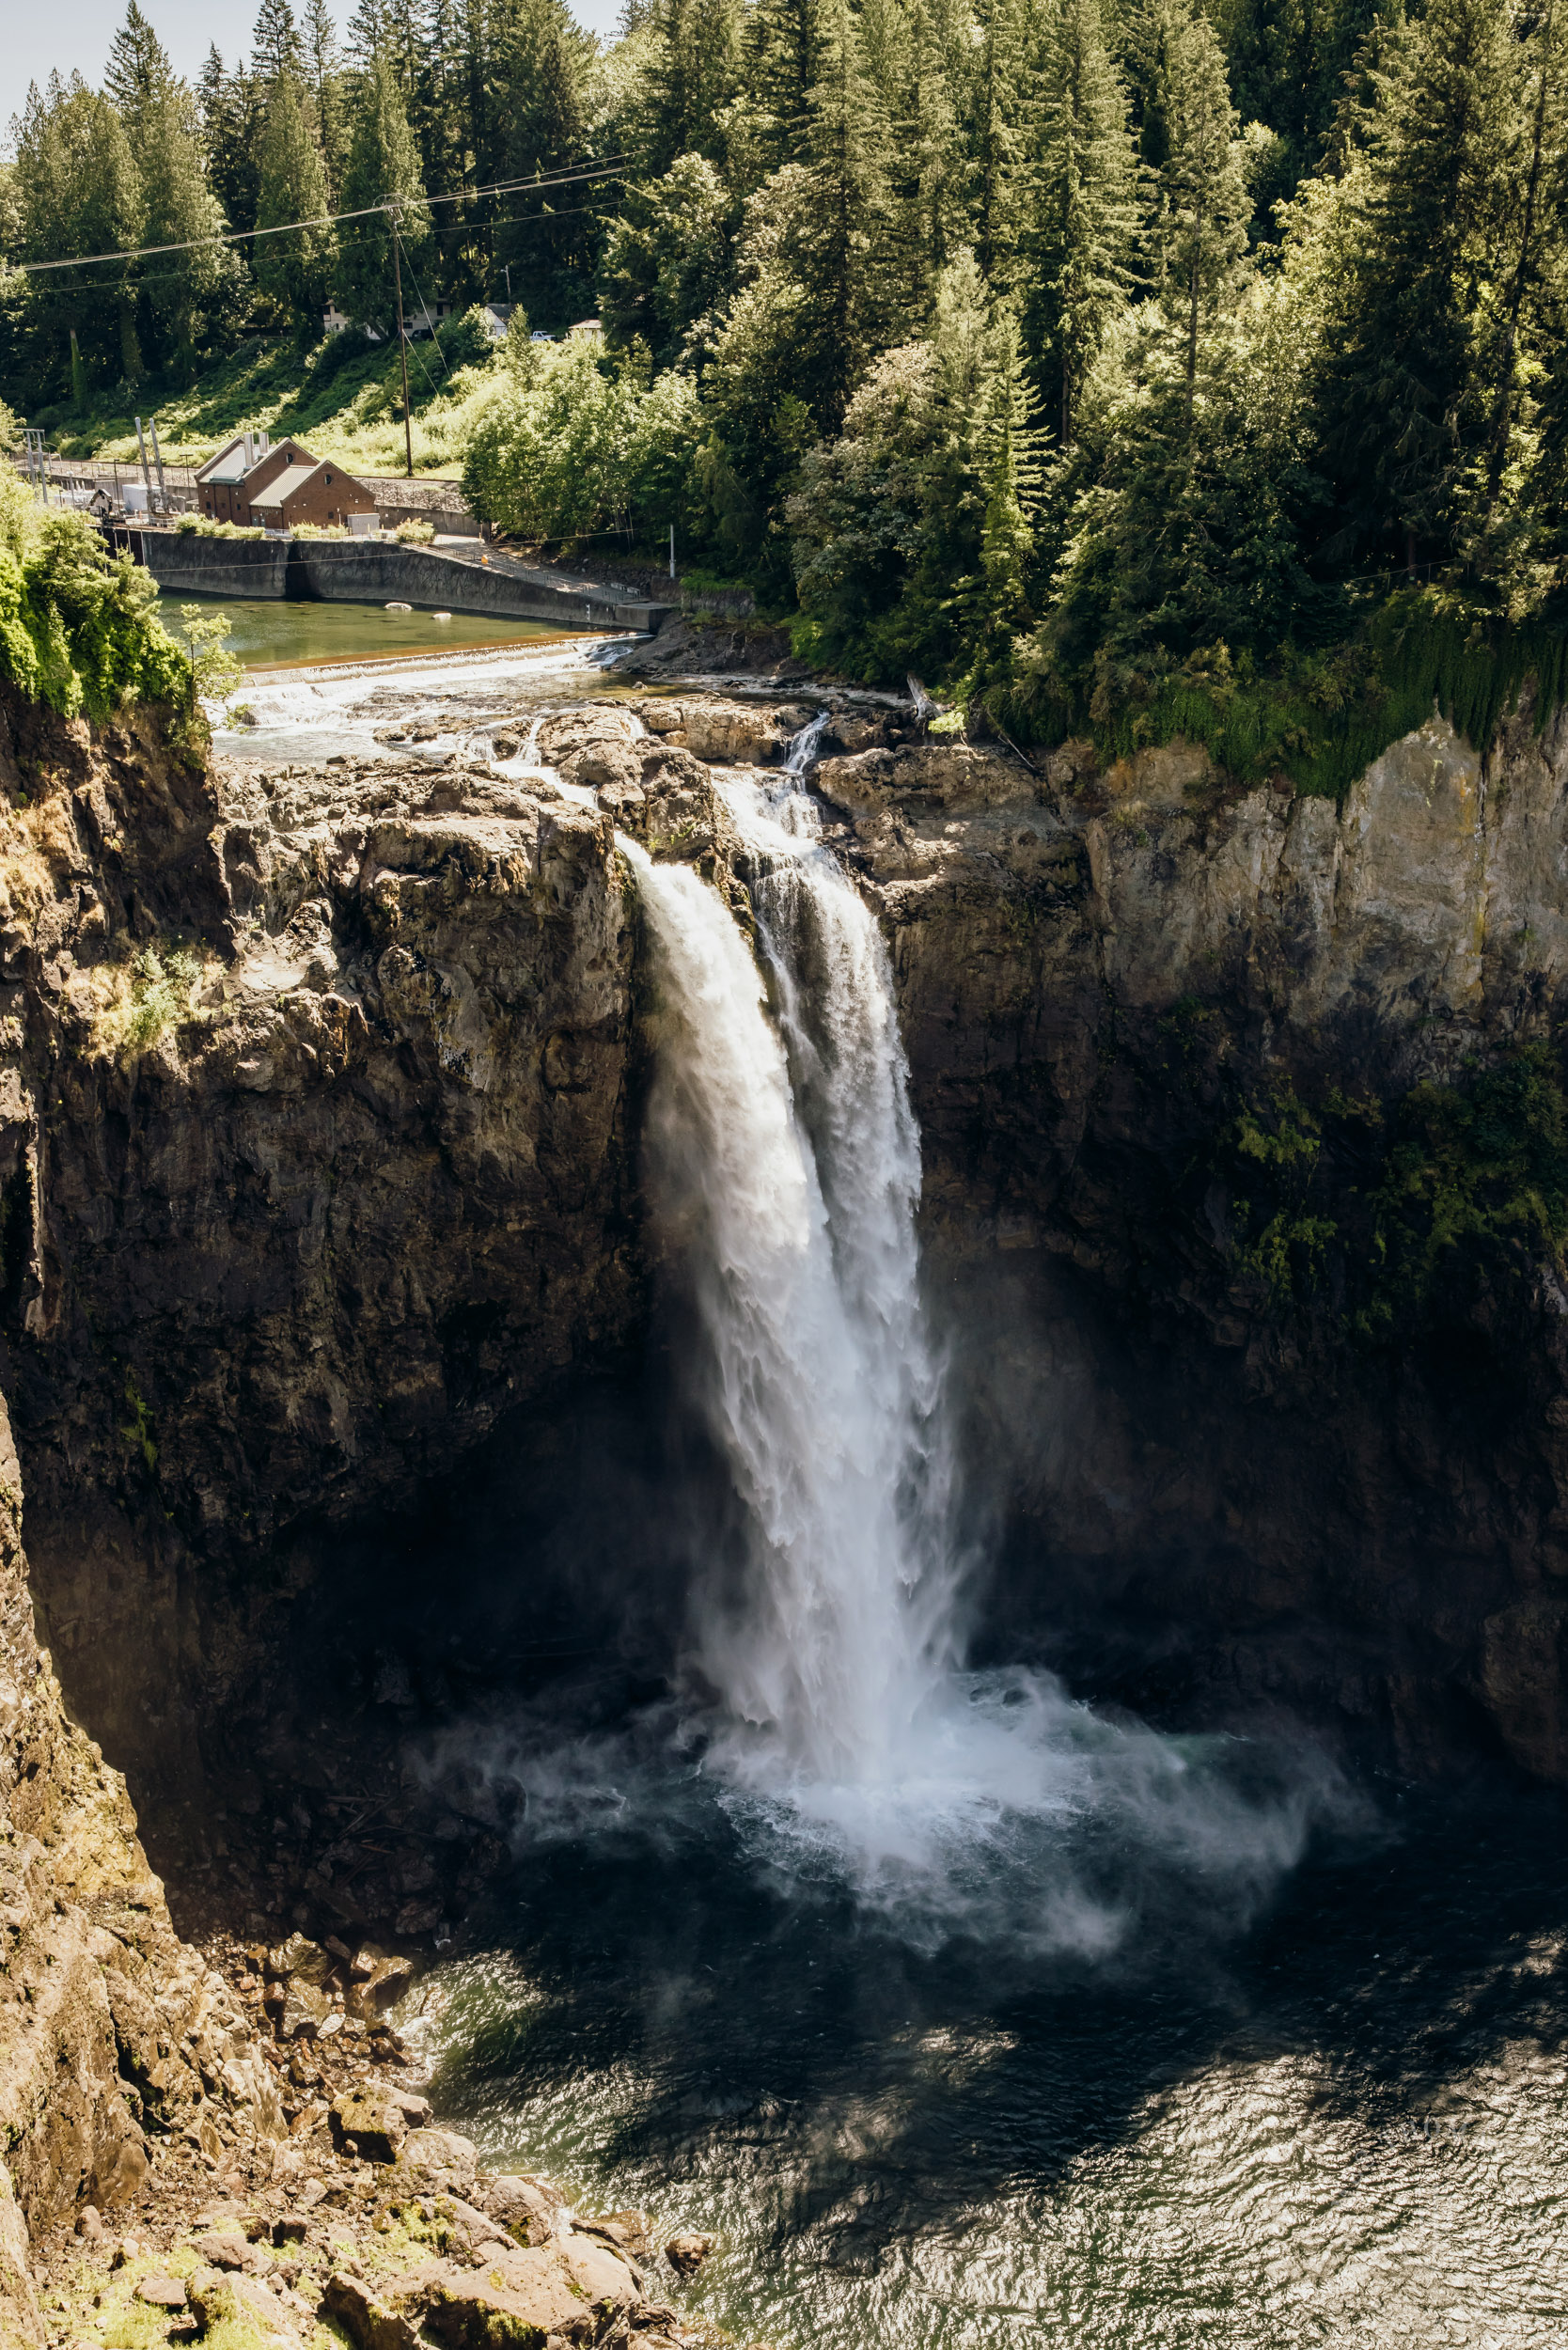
[212,634,634,762]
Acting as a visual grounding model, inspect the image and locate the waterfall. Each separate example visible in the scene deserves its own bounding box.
[625,719,956,1795]
[425,717,1336,1931]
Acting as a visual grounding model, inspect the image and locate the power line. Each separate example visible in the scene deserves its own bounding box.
[4,159,628,276]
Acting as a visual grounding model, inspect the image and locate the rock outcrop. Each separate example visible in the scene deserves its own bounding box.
[814,702,1568,1778]
[0,684,640,1818]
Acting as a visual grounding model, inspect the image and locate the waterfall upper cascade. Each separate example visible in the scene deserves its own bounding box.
[626,717,955,1801]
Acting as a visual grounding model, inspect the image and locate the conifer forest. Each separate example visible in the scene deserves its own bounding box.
[5,0,1568,753]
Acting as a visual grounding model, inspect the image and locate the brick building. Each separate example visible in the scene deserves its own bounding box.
[248,459,376,532]
[193,434,375,531]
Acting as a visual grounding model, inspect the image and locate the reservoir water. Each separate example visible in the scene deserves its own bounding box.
[153,589,604,670]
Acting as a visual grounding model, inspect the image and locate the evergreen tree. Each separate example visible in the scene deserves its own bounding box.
[969,0,1029,288]
[630,0,745,175]
[16,73,146,383]
[964,306,1043,706]
[135,75,245,373]
[1149,0,1255,421]
[254,68,334,336]
[303,0,350,196]
[252,0,305,86]
[1026,0,1144,443]
[414,0,466,212]
[103,1,172,133]
[336,45,432,328]
[200,47,262,234]
[803,0,901,415]
[745,0,824,169]
[492,0,595,321]
[1316,0,1516,562]
[600,149,734,360]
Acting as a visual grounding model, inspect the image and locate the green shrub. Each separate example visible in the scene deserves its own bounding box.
[0,511,187,722]
[393,516,434,543]
[175,515,265,540]
[124,942,200,1047]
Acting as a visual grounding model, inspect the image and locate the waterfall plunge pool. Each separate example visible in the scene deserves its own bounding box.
[402,1759,1568,2350]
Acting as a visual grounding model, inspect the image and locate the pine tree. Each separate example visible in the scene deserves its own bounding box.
[135,76,245,372]
[967,306,1043,704]
[103,2,172,133]
[1317,0,1516,559]
[254,68,334,336]
[1026,0,1144,443]
[802,0,900,417]
[414,0,465,212]
[16,72,146,382]
[746,0,824,169]
[631,0,745,175]
[492,0,594,321]
[969,0,1029,289]
[302,0,350,197]
[252,0,305,86]
[1149,0,1253,421]
[336,45,432,328]
[200,47,262,234]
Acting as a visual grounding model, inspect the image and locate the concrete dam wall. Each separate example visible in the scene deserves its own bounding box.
[132,530,675,634]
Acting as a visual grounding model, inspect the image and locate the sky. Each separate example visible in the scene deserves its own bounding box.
[3,0,621,127]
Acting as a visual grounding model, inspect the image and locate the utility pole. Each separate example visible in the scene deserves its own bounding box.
[149,416,167,512]
[388,199,414,482]
[133,416,154,512]
[668,523,675,581]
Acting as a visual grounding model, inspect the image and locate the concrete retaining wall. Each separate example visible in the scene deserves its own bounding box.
[133,531,672,632]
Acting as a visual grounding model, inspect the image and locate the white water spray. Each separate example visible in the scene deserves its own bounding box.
[628,724,1028,1838]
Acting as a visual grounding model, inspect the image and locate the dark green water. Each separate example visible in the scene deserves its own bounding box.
[152,590,595,668]
[410,1761,1568,2349]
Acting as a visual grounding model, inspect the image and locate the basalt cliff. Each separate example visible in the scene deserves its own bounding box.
[0,668,1566,2332]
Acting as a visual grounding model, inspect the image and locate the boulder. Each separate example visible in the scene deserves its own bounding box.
[186,2266,302,2346]
[133,2275,187,2309]
[279,1979,333,2040]
[326,2236,640,2350]
[665,2232,714,2277]
[578,2211,651,2260]
[266,1935,336,1987]
[477,2172,562,2248]
[322,2270,425,2350]
[534,708,636,769]
[347,1951,415,2019]
[633,700,684,734]
[331,2091,409,2165]
[559,742,643,793]
[391,2128,479,2198]
[672,701,785,766]
[192,2230,254,2270]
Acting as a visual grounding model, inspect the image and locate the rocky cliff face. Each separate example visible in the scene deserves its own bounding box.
[0,684,642,1825]
[813,697,1568,1782]
[7,662,1568,2320]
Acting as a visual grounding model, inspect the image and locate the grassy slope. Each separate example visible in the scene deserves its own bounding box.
[49,321,502,478]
